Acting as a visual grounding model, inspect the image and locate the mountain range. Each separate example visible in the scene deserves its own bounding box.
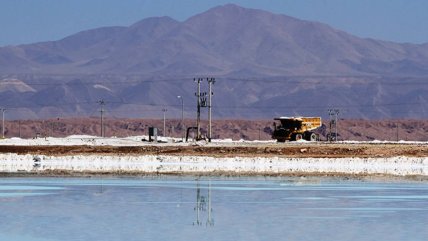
[1,4,428,120]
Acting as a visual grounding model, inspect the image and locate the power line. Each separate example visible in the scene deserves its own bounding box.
[0,100,426,112]
[2,74,428,86]
[8,79,188,86]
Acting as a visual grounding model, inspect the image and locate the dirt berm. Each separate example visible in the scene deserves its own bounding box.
[0,143,427,158]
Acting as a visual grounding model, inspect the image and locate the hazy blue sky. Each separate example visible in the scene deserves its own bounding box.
[1,0,427,46]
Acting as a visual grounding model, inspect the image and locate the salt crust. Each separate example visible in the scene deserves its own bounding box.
[0,154,426,176]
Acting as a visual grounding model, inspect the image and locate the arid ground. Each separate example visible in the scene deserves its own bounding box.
[2,118,428,142]
[0,143,427,158]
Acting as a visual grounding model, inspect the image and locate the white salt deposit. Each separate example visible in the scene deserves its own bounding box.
[0,136,427,176]
[0,153,426,176]
[0,135,426,146]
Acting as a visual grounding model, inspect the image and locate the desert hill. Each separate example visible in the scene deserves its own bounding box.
[0,4,428,119]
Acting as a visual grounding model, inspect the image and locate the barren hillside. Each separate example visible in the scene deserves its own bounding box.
[1,4,428,119]
[2,118,428,142]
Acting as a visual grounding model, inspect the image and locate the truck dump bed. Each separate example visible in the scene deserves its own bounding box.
[272,117,322,142]
[274,117,322,131]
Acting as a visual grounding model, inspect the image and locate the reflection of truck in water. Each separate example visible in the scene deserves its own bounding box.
[272,117,322,142]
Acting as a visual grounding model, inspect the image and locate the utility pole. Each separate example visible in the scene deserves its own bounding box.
[1,108,5,139]
[207,181,214,226]
[194,78,203,140]
[194,181,202,226]
[162,108,167,136]
[328,109,333,141]
[328,109,340,141]
[335,109,339,141]
[207,78,215,142]
[177,96,184,142]
[97,100,105,137]
[194,78,211,141]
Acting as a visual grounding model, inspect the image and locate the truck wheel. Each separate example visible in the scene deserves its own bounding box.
[304,131,317,141]
[295,133,303,141]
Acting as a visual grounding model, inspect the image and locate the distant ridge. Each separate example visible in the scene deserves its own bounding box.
[0,4,428,119]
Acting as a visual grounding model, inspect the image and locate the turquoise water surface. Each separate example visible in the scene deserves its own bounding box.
[0,177,427,241]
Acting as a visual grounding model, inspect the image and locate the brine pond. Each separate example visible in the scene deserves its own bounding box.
[0,177,427,241]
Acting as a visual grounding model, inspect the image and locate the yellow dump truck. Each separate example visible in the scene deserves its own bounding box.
[272,117,322,142]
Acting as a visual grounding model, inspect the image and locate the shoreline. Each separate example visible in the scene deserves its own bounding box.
[0,141,427,178]
[1,171,428,182]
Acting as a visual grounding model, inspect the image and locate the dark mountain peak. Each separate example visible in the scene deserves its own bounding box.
[208,3,248,14]
[204,3,275,16]
[183,3,307,45]
[187,4,254,22]
[127,16,179,40]
[187,3,297,23]
[130,16,178,28]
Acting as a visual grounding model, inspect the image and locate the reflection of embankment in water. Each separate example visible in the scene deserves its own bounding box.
[87,177,216,227]
[1,178,427,240]
[0,153,427,177]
